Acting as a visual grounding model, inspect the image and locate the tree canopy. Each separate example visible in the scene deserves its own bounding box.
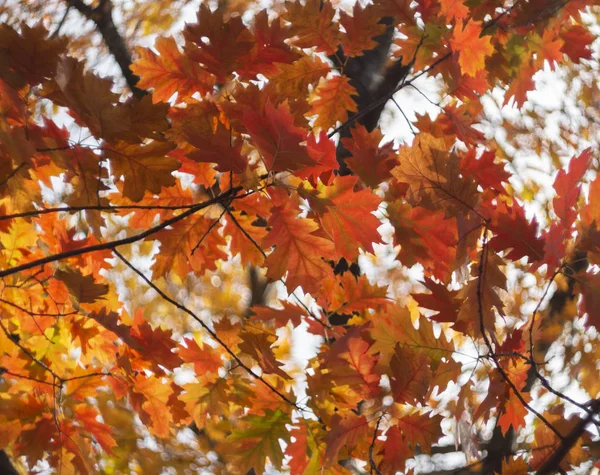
[1,0,600,473]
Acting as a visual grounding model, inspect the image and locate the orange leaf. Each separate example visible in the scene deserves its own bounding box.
[262,193,335,293]
[55,269,108,304]
[390,344,432,404]
[309,75,358,131]
[323,413,369,467]
[105,140,179,202]
[239,330,291,380]
[449,20,494,77]
[339,3,387,57]
[183,4,254,82]
[388,201,458,281]
[131,36,215,104]
[284,0,339,54]
[395,411,442,451]
[243,101,317,172]
[307,175,382,260]
[152,213,227,278]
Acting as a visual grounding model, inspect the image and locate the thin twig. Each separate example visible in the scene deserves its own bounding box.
[190,206,227,255]
[0,187,245,279]
[476,226,564,441]
[369,415,383,475]
[113,249,303,413]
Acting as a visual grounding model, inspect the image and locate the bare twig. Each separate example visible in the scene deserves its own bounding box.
[0,187,245,279]
[113,249,303,412]
[476,226,564,441]
[369,415,383,475]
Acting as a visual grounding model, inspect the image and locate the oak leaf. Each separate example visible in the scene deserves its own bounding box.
[105,140,179,202]
[262,192,335,293]
[131,36,215,103]
[449,20,494,77]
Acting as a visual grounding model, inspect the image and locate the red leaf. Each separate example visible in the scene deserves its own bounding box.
[243,101,316,172]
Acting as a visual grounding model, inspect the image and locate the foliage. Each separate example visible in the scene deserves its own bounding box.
[1,0,600,473]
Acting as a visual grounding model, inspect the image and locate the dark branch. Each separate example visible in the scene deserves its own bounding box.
[66,0,145,97]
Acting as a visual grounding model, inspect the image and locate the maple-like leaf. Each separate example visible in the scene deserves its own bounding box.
[388,201,458,281]
[339,3,387,57]
[390,344,432,404]
[325,335,381,397]
[309,75,358,131]
[369,306,454,370]
[457,250,506,333]
[130,375,173,438]
[238,330,291,380]
[55,268,108,304]
[221,409,291,474]
[262,192,335,293]
[238,10,300,80]
[131,320,184,373]
[461,148,510,194]
[48,57,131,142]
[497,389,529,435]
[251,301,306,327]
[449,20,494,77]
[412,277,461,323]
[439,0,468,20]
[323,412,369,468]
[392,133,479,217]
[271,55,330,97]
[284,0,339,54]
[486,199,545,263]
[0,24,68,87]
[73,405,116,454]
[396,410,443,451]
[179,337,222,380]
[183,4,254,82]
[379,426,413,474]
[341,125,396,188]
[243,101,317,172]
[152,212,227,278]
[560,25,594,62]
[105,141,179,202]
[131,36,215,103]
[552,149,591,229]
[303,175,382,260]
[324,272,391,315]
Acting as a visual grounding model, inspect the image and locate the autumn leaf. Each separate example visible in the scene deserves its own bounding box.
[303,175,382,260]
[323,412,369,468]
[390,344,432,404]
[392,133,479,217]
[461,148,510,194]
[271,55,330,96]
[105,140,179,202]
[396,410,443,451]
[412,277,461,323]
[183,4,254,82]
[449,20,494,77]
[221,409,291,474]
[339,3,387,57]
[131,36,215,103]
[243,101,317,172]
[309,75,358,130]
[55,268,108,304]
[152,212,227,278]
[238,330,291,380]
[284,0,339,54]
[388,201,457,281]
[262,192,335,293]
[341,125,396,188]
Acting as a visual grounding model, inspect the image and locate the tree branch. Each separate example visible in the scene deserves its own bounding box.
[0,187,245,279]
[66,0,144,97]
